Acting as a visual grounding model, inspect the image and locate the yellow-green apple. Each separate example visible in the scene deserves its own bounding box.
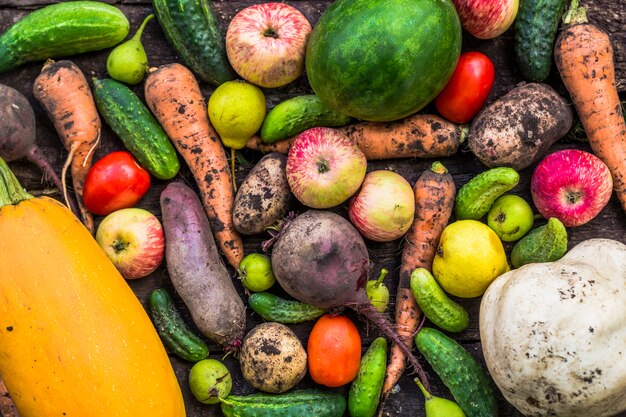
[226,3,312,88]
[348,170,415,242]
[487,194,534,242]
[286,127,366,209]
[531,149,613,227]
[96,208,165,279]
[451,0,519,39]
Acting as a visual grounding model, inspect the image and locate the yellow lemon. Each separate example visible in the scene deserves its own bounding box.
[208,80,266,150]
[432,220,509,298]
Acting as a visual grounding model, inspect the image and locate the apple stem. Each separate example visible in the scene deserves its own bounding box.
[415,378,432,401]
[317,159,330,173]
[263,28,279,38]
[112,240,130,253]
[373,268,388,288]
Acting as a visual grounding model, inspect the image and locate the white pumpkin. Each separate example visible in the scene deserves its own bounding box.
[480,238,626,417]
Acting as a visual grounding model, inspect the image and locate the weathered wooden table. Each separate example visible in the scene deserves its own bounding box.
[0,1,625,416]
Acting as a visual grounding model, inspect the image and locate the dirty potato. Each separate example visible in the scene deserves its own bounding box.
[239,322,307,393]
[233,152,292,235]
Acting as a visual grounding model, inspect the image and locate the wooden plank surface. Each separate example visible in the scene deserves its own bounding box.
[0,1,625,417]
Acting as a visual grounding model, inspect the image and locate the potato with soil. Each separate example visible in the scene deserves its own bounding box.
[233,152,292,235]
[239,322,307,394]
[468,82,573,170]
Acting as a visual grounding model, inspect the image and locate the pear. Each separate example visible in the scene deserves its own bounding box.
[106,13,154,85]
[365,268,390,313]
[416,379,466,417]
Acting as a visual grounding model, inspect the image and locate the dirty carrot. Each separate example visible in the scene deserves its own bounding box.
[144,62,244,269]
[554,0,626,212]
[246,113,467,160]
[378,161,456,414]
[33,60,100,233]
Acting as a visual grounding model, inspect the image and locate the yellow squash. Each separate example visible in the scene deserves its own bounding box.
[0,158,185,417]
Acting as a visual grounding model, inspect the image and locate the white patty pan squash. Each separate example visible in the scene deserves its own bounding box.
[479,238,626,417]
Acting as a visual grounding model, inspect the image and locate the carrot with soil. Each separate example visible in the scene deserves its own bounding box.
[144,63,244,269]
[554,0,626,212]
[379,161,456,413]
[246,114,467,160]
[33,60,100,233]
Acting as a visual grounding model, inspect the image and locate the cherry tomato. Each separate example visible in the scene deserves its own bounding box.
[307,314,362,387]
[435,51,495,124]
[83,151,151,215]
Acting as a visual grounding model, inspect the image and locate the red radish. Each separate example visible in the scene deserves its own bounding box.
[266,210,429,388]
[531,149,613,227]
[452,0,519,39]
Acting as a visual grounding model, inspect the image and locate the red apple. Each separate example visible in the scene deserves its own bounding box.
[226,3,312,88]
[531,149,613,227]
[96,208,165,279]
[452,0,519,39]
[348,170,415,242]
[286,127,367,209]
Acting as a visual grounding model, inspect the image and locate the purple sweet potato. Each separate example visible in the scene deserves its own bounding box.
[160,182,246,351]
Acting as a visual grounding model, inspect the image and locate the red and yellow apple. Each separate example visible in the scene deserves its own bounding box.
[286,127,366,209]
[451,0,519,39]
[348,170,415,242]
[95,208,165,279]
[226,3,312,88]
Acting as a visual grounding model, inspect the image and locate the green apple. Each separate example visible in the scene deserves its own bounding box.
[487,194,534,242]
[238,253,276,292]
[365,268,390,313]
[188,359,232,404]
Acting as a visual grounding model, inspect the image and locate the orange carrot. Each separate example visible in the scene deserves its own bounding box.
[554,0,626,213]
[33,60,100,233]
[246,113,467,159]
[144,63,244,269]
[378,161,456,413]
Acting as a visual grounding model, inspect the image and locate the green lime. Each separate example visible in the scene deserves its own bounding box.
[208,80,266,150]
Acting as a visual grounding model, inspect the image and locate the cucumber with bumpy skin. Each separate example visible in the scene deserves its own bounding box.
[511,217,568,268]
[220,389,346,417]
[415,327,498,417]
[348,337,387,417]
[455,167,519,220]
[148,288,209,362]
[0,1,129,74]
[248,292,327,324]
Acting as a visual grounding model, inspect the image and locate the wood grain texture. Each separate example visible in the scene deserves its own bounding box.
[0,1,625,417]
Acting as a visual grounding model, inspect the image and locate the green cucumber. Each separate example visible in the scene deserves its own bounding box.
[248,292,327,324]
[514,0,568,82]
[410,268,469,333]
[511,217,568,268]
[455,167,520,220]
[152,0,235,85]
[93,77,180,180]
[348,337,387,417]
[0,1,129,74]
[220,389,346,417]
[148,288,209,362]
[260,95,352,144]
[415,327,498,417]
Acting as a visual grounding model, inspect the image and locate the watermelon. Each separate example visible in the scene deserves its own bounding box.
[306,0,462,122]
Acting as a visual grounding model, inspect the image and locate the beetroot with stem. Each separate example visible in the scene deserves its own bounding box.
[0,84,76,214]
[266,210,429,388]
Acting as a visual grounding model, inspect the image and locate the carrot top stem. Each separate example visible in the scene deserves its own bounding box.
[430,161,448,175]
[0,158,33,208]
[563,0,588,24]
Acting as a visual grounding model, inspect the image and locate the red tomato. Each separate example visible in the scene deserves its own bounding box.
[307,314,362,387]
[435,51,495,124]
[83,151,151,215]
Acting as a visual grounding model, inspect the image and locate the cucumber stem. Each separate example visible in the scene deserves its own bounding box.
[132,13,154,42]
[0,157,33,208]
[563,0,588,24]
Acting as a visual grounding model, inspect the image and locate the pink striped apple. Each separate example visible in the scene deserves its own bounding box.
[349,170,415,242]
[531,149,613,227]
[286,127,366,209]
[226,3,312,88]
[452,0,519,39]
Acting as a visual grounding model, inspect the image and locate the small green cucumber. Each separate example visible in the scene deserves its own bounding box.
[148,288,209,362]
[220,389,347,417]
[455,167,520,220]
[260,95,352,144]
[248,292,327,324]
[511,217,568,268]
[348,337,387,417]
[0,1,129,74]
[410,268,469,333]
[514,0,568,82]
[93,77,180,179]
[415,327,498,417]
